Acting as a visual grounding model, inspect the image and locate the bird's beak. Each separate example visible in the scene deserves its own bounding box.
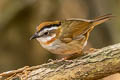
[30,33,39,40]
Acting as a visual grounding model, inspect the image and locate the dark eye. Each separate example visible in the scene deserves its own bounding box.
[44,32,49,35]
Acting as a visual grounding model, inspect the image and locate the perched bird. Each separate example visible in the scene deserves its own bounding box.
[30,14,112,59]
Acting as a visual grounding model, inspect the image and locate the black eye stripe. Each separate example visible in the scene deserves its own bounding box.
[44,32,49,35]
[39,22,61,32]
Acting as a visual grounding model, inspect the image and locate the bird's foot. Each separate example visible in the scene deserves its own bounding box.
[85,48,99,54]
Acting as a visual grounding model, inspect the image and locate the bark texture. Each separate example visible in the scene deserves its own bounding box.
[1,43,120,80]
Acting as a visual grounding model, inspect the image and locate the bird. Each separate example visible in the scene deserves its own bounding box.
[30,14,112,59]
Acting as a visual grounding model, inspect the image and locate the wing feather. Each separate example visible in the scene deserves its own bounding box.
[60,19,92,43]
[60,14,112,43]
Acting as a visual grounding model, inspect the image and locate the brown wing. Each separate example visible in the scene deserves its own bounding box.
[59,19,92,43]
[60,14,112,43]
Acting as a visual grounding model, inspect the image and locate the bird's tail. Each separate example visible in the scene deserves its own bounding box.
[92,14,113,26]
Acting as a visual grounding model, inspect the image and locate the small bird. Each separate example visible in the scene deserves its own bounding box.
[30,14,112,59]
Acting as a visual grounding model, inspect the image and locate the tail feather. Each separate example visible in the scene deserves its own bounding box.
[92,14,113,26]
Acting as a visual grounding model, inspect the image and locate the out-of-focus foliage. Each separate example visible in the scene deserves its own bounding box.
[0,1,120,79]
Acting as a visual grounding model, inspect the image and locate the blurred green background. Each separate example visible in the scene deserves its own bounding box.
[0,0,120,73]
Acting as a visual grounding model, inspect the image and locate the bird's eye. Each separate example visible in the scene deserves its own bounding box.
[44,32,49,35]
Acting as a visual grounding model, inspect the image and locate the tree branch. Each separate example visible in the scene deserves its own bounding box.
[1,43,120,80]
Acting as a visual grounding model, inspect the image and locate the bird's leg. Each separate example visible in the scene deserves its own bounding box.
[85,48,99,54]
[62,48,99,60]
[62,51,85,60]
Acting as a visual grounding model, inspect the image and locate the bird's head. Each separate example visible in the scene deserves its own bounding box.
[30,21,62,45]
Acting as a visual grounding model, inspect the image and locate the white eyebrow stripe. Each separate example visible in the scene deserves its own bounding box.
[39,26,58,36]
[43,26,58,32]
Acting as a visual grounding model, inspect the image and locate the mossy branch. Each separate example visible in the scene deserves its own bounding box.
[1,43,120,80]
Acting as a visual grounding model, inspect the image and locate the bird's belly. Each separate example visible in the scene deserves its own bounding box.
[41,39,87,55]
